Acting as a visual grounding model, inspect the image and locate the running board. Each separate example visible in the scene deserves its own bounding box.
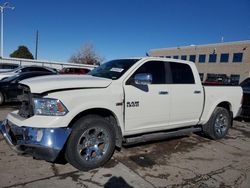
[123,126,202,146]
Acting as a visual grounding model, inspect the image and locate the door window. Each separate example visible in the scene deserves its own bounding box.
[130,61,168,84]
[169,62,195,84]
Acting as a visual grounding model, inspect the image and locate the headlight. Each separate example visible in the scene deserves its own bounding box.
[33,98,68,116]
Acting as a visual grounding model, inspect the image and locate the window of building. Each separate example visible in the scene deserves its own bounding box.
[173,55,179,59]
[189,55,196,63]
[169,62,195,84]
[220,53,229,63]
[209,54,217,63]
[233,53,243,63]
[199,54,206,63]
[230,74,240,85]
[199,73,204,82]
[165,56,171,58]
[181,55,187,60]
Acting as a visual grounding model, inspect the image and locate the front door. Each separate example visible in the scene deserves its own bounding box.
[124,60,171,135]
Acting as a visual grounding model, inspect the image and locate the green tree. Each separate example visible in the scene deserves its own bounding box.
[10,45,34,59]
[69,43,103,65]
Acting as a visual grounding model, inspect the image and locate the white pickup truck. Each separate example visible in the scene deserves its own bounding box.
[0,57,242,170]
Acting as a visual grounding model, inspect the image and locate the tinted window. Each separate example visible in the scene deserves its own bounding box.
[199,54,206,63]
[20,67,49,72]
[233,53,243,62]
[189,55,196,63]
[206,74,229,83]
[173,56,179,59]
[15,74,37,81]
[230,74,240,85]
[181,55,187,60]
[165,56,171,58]
[220,53,229,63]
[19,67,29,72]
[132,61,166,84]
[74,68,81,73]
[209,54,217,63]
[170,62,195,84]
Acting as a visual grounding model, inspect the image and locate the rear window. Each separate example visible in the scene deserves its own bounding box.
[170,62,195,84]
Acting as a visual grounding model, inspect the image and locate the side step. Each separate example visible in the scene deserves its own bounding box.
[123,126,202,146]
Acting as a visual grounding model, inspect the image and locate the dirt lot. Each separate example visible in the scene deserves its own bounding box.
[0,105,250,188]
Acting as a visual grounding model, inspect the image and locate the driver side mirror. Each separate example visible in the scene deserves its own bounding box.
[134,73,152,85]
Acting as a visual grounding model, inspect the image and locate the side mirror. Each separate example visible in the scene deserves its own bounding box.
[134,73,152,85]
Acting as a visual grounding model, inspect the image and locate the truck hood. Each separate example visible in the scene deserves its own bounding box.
[20,75,112,93]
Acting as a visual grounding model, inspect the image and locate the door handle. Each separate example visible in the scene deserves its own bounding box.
[159,91,169,95]
[194,90,201,94]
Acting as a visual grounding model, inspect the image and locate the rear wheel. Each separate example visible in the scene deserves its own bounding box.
[203,107,231,140]
[0,92,4,105]
[65,115,116,171]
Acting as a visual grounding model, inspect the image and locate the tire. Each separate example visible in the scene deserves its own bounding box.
[65,115,116,171]
[0,92,4,105]
[203,107,231,140]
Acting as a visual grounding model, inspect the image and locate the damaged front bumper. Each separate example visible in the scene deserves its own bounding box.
[0,119,71,162]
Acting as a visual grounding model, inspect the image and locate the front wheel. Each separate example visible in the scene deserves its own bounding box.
[203,107,231,140]
[65,115,116,171]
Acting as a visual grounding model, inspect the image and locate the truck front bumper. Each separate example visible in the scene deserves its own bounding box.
[0,119,71,162]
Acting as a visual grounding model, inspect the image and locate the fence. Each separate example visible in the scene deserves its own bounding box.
[0,57,97,70]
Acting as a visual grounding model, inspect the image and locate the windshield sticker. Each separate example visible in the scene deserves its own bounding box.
[110,68,124,73]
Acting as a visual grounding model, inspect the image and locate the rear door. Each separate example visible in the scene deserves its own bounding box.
[168,62,204,127]
[124,60,171,134]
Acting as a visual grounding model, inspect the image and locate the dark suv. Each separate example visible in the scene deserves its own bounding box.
[240,78,250,117]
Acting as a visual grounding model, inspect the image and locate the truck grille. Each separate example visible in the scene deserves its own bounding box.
[17,85,34,119]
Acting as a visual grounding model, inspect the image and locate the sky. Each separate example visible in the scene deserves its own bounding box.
[2,0,250,62]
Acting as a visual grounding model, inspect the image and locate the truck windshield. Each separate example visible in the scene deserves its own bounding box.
[88,59,140,80]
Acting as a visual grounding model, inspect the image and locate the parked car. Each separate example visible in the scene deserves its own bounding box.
[59,67,90,75]
[240,77,250,117]
[0,71,57,105]
[0,66,57,80]
[0,63,19,73]
[0,57,242,171]
[203,74,230,85]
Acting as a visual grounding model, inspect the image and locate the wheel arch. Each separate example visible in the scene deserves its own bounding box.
[201,100,233,125]
[68,108,123,148]
[217,101,232,112]
[216,101,233,126]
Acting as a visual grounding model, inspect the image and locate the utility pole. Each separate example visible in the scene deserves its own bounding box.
[0,2,15,58]
[35,30,39,59]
